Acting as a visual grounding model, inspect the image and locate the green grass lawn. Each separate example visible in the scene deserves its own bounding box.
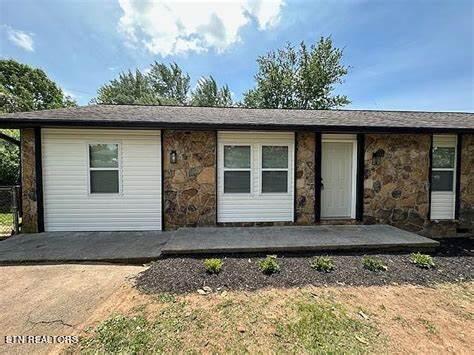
[75,291,384,354]
[69,282,473,354]
[0,213,13,235]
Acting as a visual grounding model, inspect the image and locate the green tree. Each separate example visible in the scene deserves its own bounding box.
[94,69,160,105]
[191,76,232,107]
[95,63,233,107]
[0,139,19,185]
[0,59,76,185]
[0,59,76,113]
[95,62,191,105]
[148,62,190,105]
[243,37,350,109]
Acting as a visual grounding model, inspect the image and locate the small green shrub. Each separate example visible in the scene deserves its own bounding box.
[204,258,223,274]
[259,255,280,275]
[362,256,387,272]
[410,252,435,269]
[310,256,335,272]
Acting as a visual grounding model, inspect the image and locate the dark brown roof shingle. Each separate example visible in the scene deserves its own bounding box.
[0,104,473,132]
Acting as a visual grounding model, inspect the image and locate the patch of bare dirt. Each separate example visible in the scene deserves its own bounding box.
[329,283,473,354]
[72,281,474,354]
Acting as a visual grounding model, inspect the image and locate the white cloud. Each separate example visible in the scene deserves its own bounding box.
[4,26,34,52]
[63,90,77,99]
[117,0,284,56]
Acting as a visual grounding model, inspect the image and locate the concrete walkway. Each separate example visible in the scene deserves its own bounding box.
[161,225,439,254]
[0,225,439,263]
[0,231,171,264]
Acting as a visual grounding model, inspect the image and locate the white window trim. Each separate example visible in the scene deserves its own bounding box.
[260,144,291,195]
[222,144,253,195]
[217,131,295,223]
[321,135,358,219]
[220,141,293,196]
[86,142,123,196]
[431,135,457,220]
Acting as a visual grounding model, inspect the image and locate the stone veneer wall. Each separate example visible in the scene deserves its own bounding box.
[363,134,431,233]
[20,128,39,233]
[459,134,474,233]
[163,130,216,230]
[295,132,315,224]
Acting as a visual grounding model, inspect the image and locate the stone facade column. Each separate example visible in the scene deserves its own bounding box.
[163,130,217,230]
[459,134,474,233]
[295,132,316,224]
[20,128,39,233]
[363,134,430,233]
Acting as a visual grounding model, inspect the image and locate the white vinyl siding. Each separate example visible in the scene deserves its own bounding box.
[431,134,457,220]
[217,131,294,223]
[42,128,162,231]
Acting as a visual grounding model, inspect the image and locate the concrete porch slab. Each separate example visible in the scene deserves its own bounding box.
[0,225,439,263]
[161,225,439,255]
[0,231,170,264]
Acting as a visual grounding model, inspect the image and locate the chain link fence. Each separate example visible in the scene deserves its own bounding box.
[0,186,20,238]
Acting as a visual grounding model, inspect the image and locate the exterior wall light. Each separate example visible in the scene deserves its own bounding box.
[170,150,177,164]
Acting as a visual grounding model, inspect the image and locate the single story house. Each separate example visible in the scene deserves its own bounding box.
[0,105,472,238]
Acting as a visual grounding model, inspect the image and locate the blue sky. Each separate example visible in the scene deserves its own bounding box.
[0,0,473,111]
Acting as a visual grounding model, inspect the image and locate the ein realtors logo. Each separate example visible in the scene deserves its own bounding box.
[4,335,79,344]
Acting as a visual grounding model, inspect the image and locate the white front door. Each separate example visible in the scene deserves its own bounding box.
[321,141,354,218]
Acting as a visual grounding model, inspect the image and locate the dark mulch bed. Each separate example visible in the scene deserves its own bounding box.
[135,238,474,294]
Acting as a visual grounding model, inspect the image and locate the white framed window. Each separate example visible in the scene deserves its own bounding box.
[432,146,456,192]
[261,145,289,193]
[430,135,457,220]
[223,145,251,193]
[88,143,121,194]
[218,132,294,223]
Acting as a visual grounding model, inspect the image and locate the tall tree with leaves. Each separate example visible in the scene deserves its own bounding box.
[0,59,77,185]
[148,62,190,105]
[95,62,191,105]
[94,69,159,105]
[0,59,76,113]
[191,76,232,107]
[243,37,350,109]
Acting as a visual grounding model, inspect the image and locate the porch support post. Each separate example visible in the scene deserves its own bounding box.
[454,133,463,220]
[356,133,365,221]
[314,132,322,223]
[34,128,44,232]
[21,128,44,233]
[427,134,433,220]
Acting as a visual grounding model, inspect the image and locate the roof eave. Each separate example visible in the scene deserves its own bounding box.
[0,118,473,134]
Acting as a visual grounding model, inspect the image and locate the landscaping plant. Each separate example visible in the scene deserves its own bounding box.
[204,258,224,274]
[259,255,280,275]
[362,256,387,272]
[410,252,435,269]
[310,256,335,272]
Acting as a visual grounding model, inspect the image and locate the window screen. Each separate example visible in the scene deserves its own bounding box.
[261,145,289,193]
[432,171,454,192]
[224,171,251,193]
[89,144,120,194]
[432,147,455,169]
[223,145,251,193]
[262,171,288,193]
[431,145,455,192]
